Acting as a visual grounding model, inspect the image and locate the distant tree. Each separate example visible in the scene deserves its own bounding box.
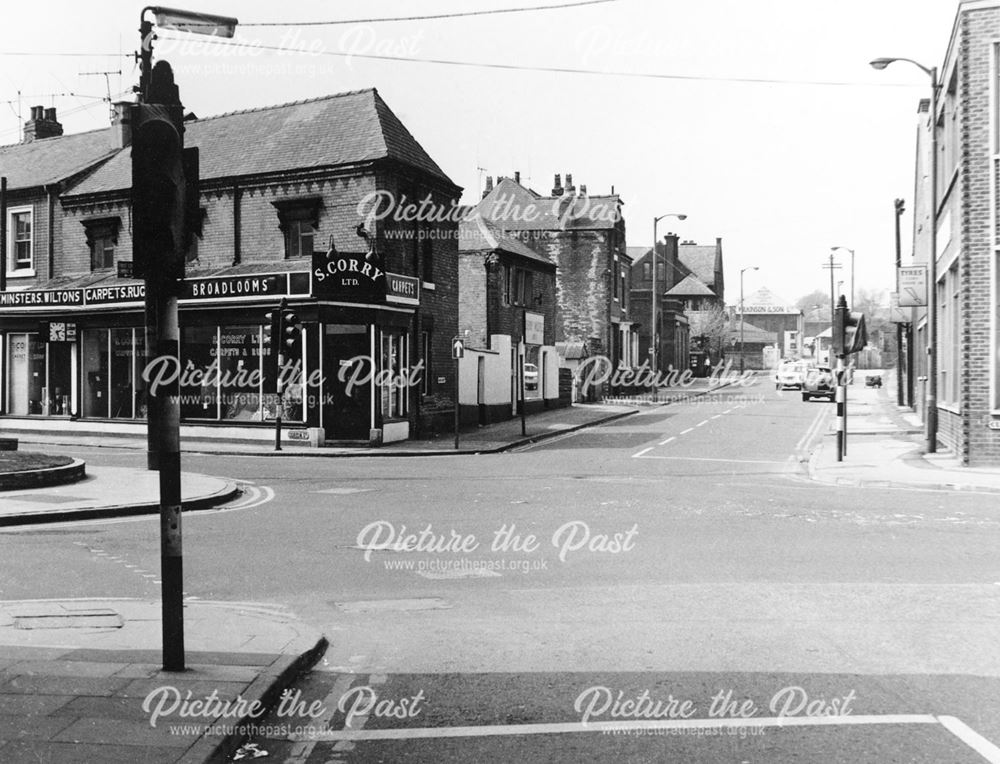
[689,304,729,359]
[795,290,831,313]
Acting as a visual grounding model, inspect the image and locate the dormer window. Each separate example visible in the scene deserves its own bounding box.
[82,217,121,271]
[272,197,321,259]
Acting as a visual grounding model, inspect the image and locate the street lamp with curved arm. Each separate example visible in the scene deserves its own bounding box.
[651,212,688,373]
[739,266,759,373]
[870,55,939,453]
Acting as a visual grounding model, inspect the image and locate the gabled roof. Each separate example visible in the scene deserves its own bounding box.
[727,320,777,344]
[665,274,716,297]
[677,244,717,285]
[742,286,798,311]
[475,176,622,231]
[458,215,553,267]
[0,129,118,191]
[64,88,454,197]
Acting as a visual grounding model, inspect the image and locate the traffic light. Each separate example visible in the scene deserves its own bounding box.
[833,296,868,357]
[263,300,303,393]
[131,61,190,291]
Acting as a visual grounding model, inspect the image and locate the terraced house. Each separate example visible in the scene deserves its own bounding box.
[0,88,461,445]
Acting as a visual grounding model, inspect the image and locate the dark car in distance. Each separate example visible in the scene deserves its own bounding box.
[801,366,834,401]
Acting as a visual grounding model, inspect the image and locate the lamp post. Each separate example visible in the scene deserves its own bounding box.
[739,266,758,373]
[832,246,855,307]
[651,213,687,374]
[871,56,939,453]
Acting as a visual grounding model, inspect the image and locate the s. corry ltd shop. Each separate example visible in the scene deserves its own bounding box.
[0,257,424,445]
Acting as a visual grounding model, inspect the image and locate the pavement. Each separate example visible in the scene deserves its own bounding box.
[0,598,328,764]
[0,468,239,527]
[808,370,1000,492]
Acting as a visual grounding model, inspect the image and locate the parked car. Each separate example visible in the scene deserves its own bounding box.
[801,365,834,401]
[775,361,809,390]
[523,362,539,391]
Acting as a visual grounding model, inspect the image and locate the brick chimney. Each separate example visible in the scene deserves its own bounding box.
[110,101,133,149]
[24,105,63,142]
[663,233,680,290]
[514,170,520,185]
[552,174,563,196]
[482,175,494,199]
[565,173,574,194]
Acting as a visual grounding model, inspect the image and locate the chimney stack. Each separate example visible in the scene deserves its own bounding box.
[483,175,494,199]
[565,173,574,194]
[23,104,63,142]
[552,174,563,196]
[110,101,133,150]
[514,170,520,185]
[580,184,587,195]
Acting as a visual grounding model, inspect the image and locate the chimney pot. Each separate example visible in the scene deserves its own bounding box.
[514,171,520,184]
[552,174,563,196]
[580,184,587,195]
[24,104,63,142]
[566,173,574,193]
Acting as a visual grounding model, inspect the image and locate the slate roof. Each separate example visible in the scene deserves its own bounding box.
[677,244,717,286]
[665,273,716,297]
[458,216,553,267]
[64,88,453,197]
[727,320,777,344]
[475,177,622,231]
[0,129,118,192]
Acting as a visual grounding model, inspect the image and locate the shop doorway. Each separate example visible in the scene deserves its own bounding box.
[323,325,371,440]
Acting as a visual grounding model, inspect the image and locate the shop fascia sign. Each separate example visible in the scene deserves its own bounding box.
[524,310,545,345]
[739,305,798,314]
[0,272,306,310]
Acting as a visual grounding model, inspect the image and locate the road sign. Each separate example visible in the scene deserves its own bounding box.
[452,337,465,359]
[889,292,909,323]
[897,266,927,307]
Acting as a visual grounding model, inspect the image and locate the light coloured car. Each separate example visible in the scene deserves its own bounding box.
[523,362,539,391]
[775,361,809,391]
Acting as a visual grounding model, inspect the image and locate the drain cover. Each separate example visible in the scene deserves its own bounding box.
[13,609,123,630]
[333,598,451,613]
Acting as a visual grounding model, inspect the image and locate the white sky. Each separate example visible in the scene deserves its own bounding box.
[0,0,959,305]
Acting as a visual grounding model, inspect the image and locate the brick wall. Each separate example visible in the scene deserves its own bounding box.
[458,253,487,347]
[957,5,1000,464]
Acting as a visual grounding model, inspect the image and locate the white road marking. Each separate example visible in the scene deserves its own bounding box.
[658,437,676,446]
[635,456,789,465]
[289,713,945,743]
[632,447,654,458]
[939,716,1000,763]
[285,672,360,763]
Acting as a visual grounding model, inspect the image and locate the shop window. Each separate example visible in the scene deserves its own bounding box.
[273,198,320,259]
[5,333,68,416]
[219,325,263,421]
[7,207,33,274]
[381,331,408,419]
[180,325,219,420]
[82,217,120,271]
[82,329,109,418]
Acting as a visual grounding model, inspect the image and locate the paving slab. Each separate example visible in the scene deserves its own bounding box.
[0,598,327,764]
